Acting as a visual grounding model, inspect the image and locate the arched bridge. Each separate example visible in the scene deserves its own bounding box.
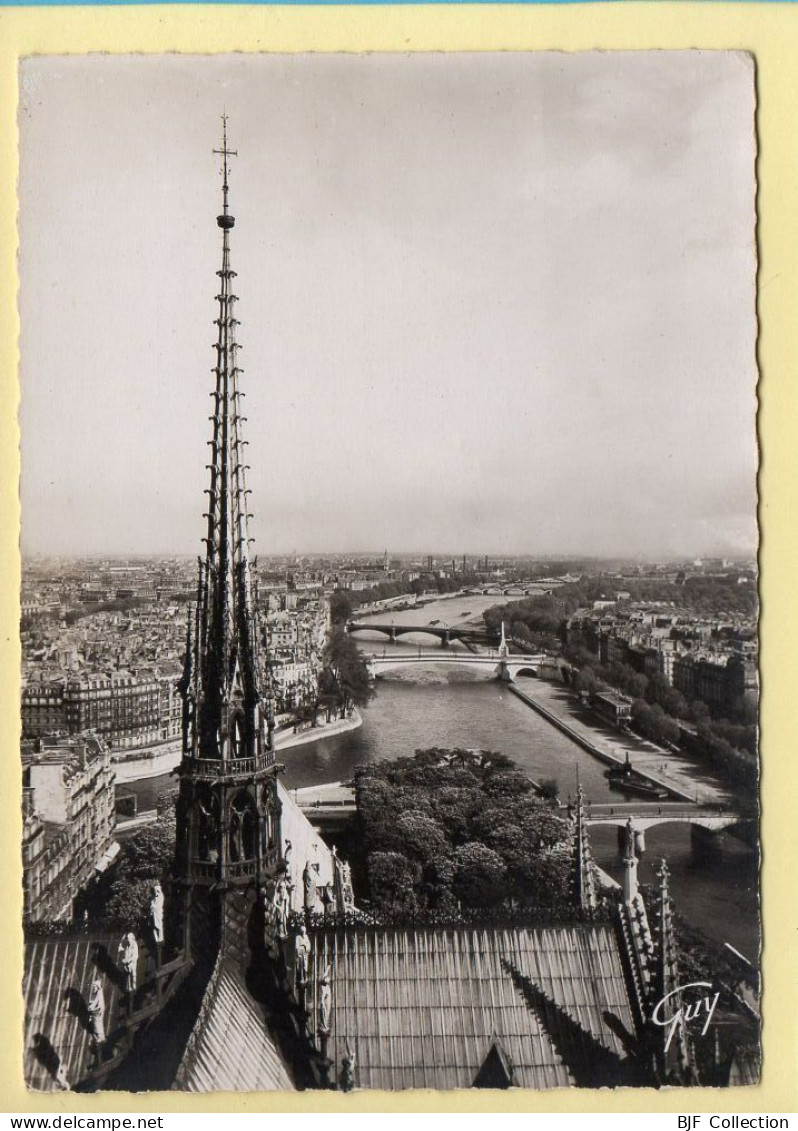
[464,584,560,597]
[580,802,753,858]
[582,802,744,833]
[347,620,494,646]
[366,652,546,683]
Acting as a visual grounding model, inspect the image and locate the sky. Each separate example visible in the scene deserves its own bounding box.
[18,52,758,559]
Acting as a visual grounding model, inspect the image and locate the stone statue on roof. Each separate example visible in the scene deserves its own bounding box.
[340,1040,356,1093]
[303,860,316,912]
[274,879,290,940]
[117,932,139,994]
[294,924,311,988]
[87,979,105,1063]
[149,882,164,946]
[318,964,332,1035]
[341,861,355,911]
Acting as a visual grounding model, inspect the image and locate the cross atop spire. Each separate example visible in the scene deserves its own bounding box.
[213,113,238,228]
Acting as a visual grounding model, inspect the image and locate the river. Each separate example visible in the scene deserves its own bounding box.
[126,593,759,961]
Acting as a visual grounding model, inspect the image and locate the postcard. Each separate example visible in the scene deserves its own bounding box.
[2,13,795,1115]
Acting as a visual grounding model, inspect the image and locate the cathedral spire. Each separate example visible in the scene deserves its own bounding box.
[650,859,697,1085]
[570,781,598,912]
[184,117,273,766]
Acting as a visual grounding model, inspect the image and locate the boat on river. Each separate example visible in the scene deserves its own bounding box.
[607,752,669,800]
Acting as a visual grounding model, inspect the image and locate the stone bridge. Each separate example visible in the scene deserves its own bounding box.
[366,652,547,683]
[347,620,494,646]
[581,802,751,857]
[583,802,742,833]
[464,584,562,597]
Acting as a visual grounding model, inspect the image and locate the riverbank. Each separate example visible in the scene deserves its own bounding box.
[113,707,363,785]
[275,707,363,752]
[510,679,730,806]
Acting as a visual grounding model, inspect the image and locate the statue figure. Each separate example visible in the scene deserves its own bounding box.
[303,860,317,912]
[229,809,243,862]
[117,932,139,994]
[149,882,165,946]
[340,1040,356,1092]
[294,925,311,988]
[341,861,355,910]
[261,806,273,857]
[87,979,105,1061]
[320,882,335,920]
[318,965,332,1034]
[274,879,290,940]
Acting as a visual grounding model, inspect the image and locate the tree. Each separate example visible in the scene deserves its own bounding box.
[323,626,373,713]
[452,843,507,908]
[88,796,176,926]
[514,850,571,909]
[628,672,649,700]
[292,700,319,730]
[355,749,572,914]
[420,856,457,911]
[482,769,535,798]
[538,778,560,801]
[575,665,597,696]
[367,852,420,915]
[329,589,355,625]
[690,699,711,725]
[395,812,449,865]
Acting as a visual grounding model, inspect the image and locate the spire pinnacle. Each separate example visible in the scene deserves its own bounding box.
[650,856,697,1084]
[213,113,238,229]
[570,781,598,912]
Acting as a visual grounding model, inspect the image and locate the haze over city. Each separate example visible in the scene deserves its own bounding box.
[18,52,757,559]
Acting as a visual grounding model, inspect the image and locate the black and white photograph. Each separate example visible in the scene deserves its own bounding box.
[18,52,759,1094]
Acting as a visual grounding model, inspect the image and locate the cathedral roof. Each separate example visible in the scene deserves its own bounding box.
[172,957,294,1093]
[24,932,146,1092]
[305,923,637,1091]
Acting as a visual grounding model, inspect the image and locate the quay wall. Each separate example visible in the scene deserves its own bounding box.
[507,683,693,803]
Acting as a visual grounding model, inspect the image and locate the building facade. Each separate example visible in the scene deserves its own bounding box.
[21,732,116,923]
[22,670,181,751]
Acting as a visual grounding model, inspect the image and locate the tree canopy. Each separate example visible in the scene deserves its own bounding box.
[354,748,571,915]
[86,790,177,927]
[324,626,374,711]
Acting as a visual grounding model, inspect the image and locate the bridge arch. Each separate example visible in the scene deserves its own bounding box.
[347,623,393,639]
[506,664,540,681]
[348,623,448,642]
[392,626,449,640]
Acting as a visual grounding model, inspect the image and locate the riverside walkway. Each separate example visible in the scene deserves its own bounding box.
[508,679,731,807]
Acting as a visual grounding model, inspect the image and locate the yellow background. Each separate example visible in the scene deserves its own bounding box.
[0,2,794,1113]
